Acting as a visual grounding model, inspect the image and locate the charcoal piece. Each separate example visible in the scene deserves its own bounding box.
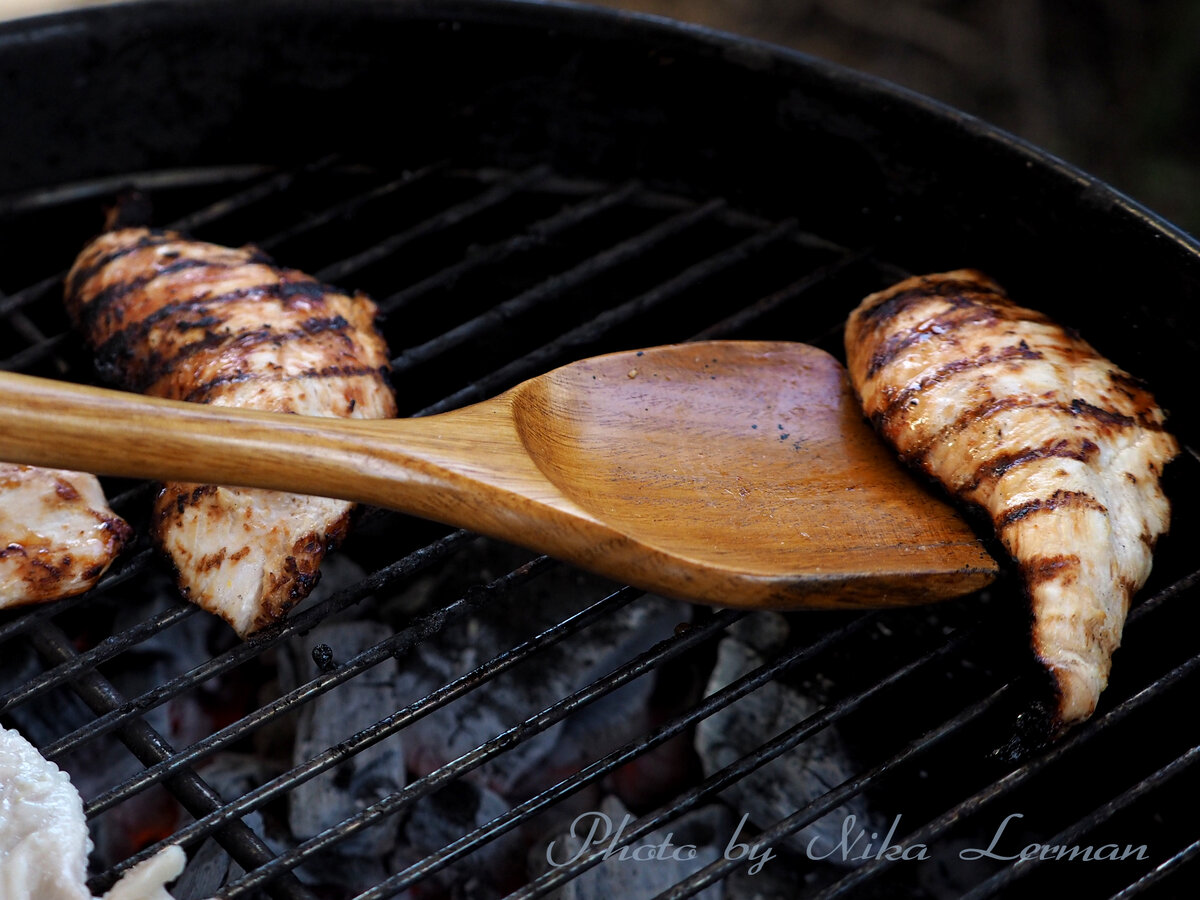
[288,620,404,858]
[396,779,524,897]
[530,796,728,900]
[173,754,278,899]
[393,586,690,796]
[694,616,877,866]
[170,837,235,900]
[724,854,822,900]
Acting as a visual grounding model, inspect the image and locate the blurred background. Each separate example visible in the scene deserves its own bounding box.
[2,0,1197,235]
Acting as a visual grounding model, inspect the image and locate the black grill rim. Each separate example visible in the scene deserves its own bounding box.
[2,0,1198,258]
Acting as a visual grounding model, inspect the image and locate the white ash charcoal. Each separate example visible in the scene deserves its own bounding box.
[723,855,825,900]
[530,795,728,900]
[287,619,405,858]
[532,657,660,797]
[724,612,791,658]
[170,837,234,900]
[694,614,877,866]
[181,752,399,899]
[394,779,524,898]
[172,754,278,899]
[298,854,396,899]
[0,640,95,747]
[394,588,690,797]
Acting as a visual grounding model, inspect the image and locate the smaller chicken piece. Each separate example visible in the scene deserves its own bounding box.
[0,464,131,607]
[0,724,186,900]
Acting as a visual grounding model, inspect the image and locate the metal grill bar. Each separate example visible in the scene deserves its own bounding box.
[689,248,874,341]
[0,331,70,371]
[516,622,981,900]
[961,743,1200,898]
[100,579,643,883]
[314,164,551,285]
[86,551,554,820]
[660,683,1015,900]
[168,154,342,236]
[811,576,1200,898]
[388,197,725,374]
[27,620,318,900]
[0,272,62,321]
[353,612,880,900]
[254,162,446,253]
[0,604,199,715]
[0,157,338,324]
[0,165,276,217]
[44,530,475,762]
[376,179,643,317]
[421,217,801,414]
[0,547,155,644]
[1110,838,1200,899]
[217,609,749,897]
[0,156,1195,900]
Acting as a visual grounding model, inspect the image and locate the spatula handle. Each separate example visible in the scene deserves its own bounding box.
[0,370,393,500]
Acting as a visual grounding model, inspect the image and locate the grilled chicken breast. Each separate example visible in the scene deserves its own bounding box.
[845,270,1177,725]
[0,464,130,608]
[63,228,397,637]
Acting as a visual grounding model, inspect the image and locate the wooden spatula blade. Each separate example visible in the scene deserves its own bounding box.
[514,341,998,608]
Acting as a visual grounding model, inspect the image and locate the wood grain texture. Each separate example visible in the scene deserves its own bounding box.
[0,341,997,609]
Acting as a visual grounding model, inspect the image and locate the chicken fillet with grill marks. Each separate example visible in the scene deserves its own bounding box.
[64,227,397,637]
[845,270,1177,725]
[0,464,130,607]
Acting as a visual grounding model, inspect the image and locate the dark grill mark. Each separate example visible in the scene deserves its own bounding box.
[163,484,219,519]
[1069,398,1133,427]
[175,315,222,331]
[65,230,177,298]
[91,282,308,377]
[961,439,1098,494]
[53,479,80,502]
[1067,398,1162,431]
[856,274,1006,326]
[866,305,1014,378]
[880,343,1046,419]
[182,364,388,403]
[299,315,351,336]
[997,490,1107,529]
[74,257,217,334]
[279,280,332,303]
[138,318,354,393]
[1021,553,1080,587]
[903,396,1032,465]
[1108,369,1152,397]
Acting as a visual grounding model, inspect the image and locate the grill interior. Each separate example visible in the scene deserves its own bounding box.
[2,3,1200,899]
[2,156,1198,900]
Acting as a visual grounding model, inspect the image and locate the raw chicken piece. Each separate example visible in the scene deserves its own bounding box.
[64,227,396,636]
[845,270,1177,725]
[0,463,130,608]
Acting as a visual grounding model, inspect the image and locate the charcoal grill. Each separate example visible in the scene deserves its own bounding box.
[1,1,1199,898]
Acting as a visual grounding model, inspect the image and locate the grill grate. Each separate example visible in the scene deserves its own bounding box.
[1,158,1197,900]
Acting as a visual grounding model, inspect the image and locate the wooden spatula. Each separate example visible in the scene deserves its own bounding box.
[0,341,996,608]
